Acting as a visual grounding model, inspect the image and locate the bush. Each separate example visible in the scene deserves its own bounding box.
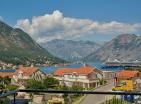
[6,85,18,91]
[71,85,83,91]
[26,80,44,89]
[57,85,69,90]
[100,79,107,85]
[43,77,59,88]
[26,77,59,89]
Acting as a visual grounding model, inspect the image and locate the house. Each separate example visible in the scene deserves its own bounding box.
[102,71,116,80]
[12,66,46,85]
[16,66,38,79]
[54,66,103,89]
[135,78,141,91]
[115,70,140,84]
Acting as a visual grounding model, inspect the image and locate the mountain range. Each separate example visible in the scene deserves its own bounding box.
[41,39,101,61]
[1,20,141,64]
[84,34,141,62]
[0,21,64,65]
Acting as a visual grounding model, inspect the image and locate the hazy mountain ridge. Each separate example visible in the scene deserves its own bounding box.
[84,34,141,62]
[41,39,101,61]
[0,21,64,65]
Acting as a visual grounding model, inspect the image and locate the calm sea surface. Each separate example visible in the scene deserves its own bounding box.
[39,62,124,74]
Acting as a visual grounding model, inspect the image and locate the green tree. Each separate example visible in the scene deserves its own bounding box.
[26,80,44,89]
[71,85,83,91]
[26,77,59,89]
[57,85,69,90]
[43,77,59,89]
[0,76,11,85]
[6,85,18,91]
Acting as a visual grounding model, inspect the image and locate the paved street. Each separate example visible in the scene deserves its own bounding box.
[81,81,114,104]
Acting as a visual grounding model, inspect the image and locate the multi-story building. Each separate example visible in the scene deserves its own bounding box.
[54,66,103,89]
[114,70,141,90]
[12,66,46,85]
[115,70,140,85]
[102,70,116,80]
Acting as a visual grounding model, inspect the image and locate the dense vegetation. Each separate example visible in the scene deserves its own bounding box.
[26,77,59,89]
[0,76,11,89]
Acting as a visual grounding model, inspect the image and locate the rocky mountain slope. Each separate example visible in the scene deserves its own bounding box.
[84,34,141,62]
[41,39,101,61]
[0,21,64,65]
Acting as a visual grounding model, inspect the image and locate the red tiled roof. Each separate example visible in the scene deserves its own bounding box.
[17,66,38,75]
[116,70,139,78]
[54,66,96,76]
[0,72,16,77]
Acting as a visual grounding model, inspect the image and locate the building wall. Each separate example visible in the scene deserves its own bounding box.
[116,77,138,85]
[55,70,102,89]
[87,71,103,80]
[102,71,115,80]
[78,75,87,79]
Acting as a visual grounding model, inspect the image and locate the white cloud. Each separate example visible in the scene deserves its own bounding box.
[16,10,141,43]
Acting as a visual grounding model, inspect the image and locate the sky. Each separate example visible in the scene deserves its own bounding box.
[0,0,141,43]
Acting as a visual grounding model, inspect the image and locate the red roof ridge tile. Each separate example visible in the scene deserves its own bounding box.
[116,70,139,78]
[17,66,38,75]
[54,66,96,76]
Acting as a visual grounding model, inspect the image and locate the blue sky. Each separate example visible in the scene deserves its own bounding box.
[0,0,141,42]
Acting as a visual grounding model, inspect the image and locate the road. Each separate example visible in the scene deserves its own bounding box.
[81,82,114,104]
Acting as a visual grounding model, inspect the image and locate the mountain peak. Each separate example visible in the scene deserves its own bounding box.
[113,34,137,44]
[41,39,101,61]
[85,34,141,62]
[0,21,64,65]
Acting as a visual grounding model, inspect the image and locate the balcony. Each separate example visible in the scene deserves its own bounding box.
[1,89,141,104]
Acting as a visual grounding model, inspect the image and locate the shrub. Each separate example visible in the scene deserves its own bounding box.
[6,85,18,91]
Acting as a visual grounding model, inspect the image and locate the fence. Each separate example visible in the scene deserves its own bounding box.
[0,89,141,104]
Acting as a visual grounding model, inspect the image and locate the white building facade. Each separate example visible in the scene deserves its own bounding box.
[54,66,103,89]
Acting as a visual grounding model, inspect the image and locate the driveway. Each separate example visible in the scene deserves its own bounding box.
[81,81,114,104]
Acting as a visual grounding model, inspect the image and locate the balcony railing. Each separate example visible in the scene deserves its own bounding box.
[1,89,141,104]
